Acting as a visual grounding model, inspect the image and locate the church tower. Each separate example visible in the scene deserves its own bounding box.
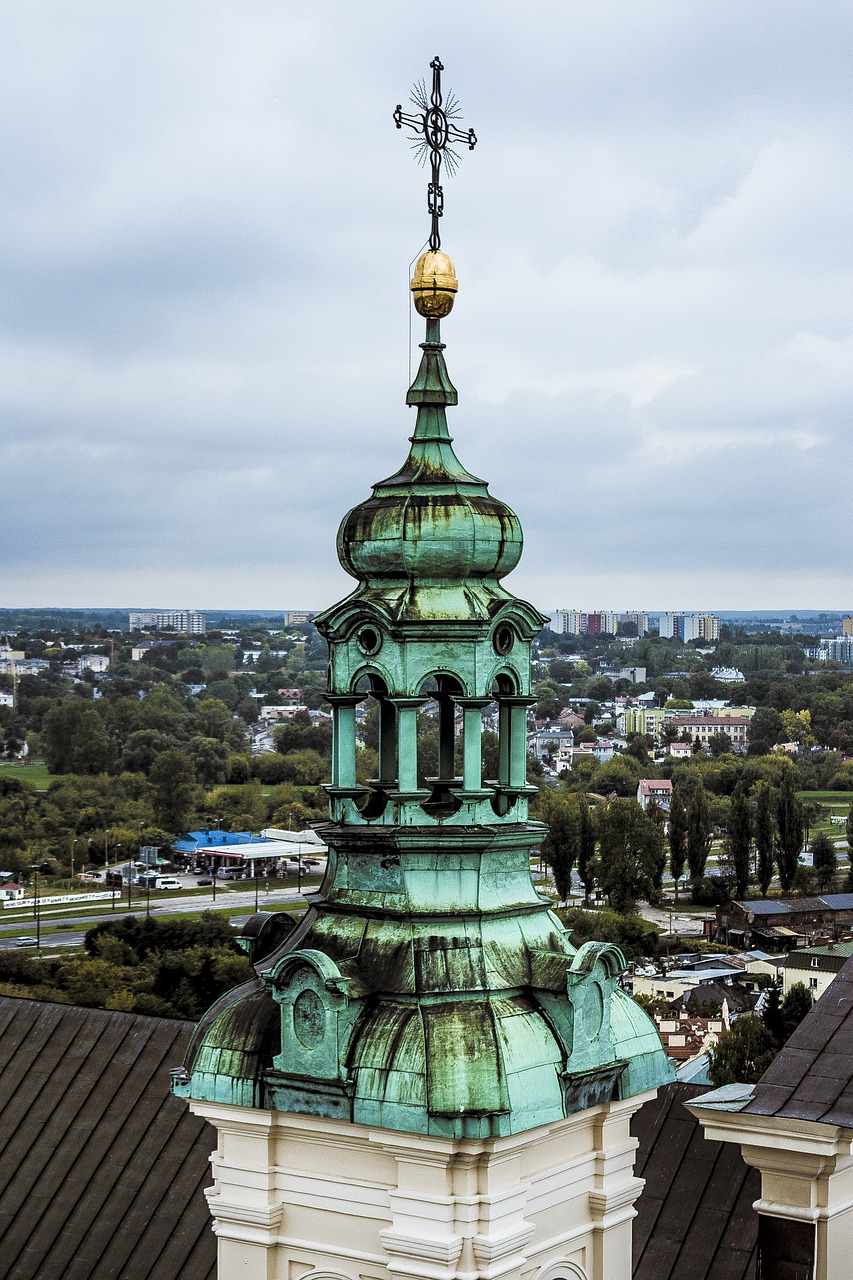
[173,57,672,1280]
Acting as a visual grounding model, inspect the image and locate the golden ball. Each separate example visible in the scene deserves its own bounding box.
[410,249,458,318]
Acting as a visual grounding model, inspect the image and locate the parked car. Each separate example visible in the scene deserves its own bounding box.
[218,868,245,880]
[196,878,212,887]
[138,875,184,890]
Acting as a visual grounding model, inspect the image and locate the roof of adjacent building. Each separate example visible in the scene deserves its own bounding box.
[671,715,751,726]
[632,1082,758,1280]
[734,895,853,917]
[786,940,853,970]
[0,995,760,1280]
[744,954,853,1126]
[0,996,215,1280]
[638,779,673,795]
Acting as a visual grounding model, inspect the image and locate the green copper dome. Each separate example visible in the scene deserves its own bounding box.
[338,319,522,586]
[173,251,673,1135]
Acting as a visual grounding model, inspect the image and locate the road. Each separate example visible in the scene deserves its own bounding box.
[0,873,319,948]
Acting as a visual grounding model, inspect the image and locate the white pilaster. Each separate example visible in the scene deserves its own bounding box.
[190,1092,656,1280]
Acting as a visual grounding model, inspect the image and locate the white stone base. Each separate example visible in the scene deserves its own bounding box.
[189,1092,656,1280]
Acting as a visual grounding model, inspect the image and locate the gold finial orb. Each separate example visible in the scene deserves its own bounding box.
[410,249,458,318]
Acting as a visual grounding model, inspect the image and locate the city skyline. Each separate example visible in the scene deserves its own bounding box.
[1,3,852,610]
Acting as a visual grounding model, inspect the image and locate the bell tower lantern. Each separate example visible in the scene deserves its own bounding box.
[173,56,673,1280]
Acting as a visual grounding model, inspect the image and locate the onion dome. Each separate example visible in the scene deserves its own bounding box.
[337,253,522,587]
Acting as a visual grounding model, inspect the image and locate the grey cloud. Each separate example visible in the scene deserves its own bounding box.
[1,1,852,608]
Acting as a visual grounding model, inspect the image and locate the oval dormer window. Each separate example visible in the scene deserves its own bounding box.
[493,624,515,656]
[356,626,382,656]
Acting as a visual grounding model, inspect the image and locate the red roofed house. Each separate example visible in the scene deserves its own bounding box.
[637,778,674,812]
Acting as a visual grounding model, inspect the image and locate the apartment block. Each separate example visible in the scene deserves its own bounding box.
[659,612,721,642]
[128,610,206,635]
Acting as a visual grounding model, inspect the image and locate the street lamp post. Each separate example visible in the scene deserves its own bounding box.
[254,862,260,913]
[111,844,121,913]
[30,864,41,951]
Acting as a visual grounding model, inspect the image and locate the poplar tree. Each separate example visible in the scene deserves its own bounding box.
[686,779,712,882]
[775,771,804,893]
[755,783,776,896]
[811,831,836,892]
[539,790,580,905]
[577,795,596,904]
[726,781,752,899]
[668,787,688,900]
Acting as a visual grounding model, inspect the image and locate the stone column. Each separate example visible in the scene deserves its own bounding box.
[457,698,491,797]
[326,694,363,790]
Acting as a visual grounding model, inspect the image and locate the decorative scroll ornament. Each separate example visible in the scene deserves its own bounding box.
[394,56,477,251]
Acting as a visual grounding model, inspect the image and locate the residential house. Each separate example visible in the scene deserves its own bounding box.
[782,938,853,998]
[652,1011,726,1064]
[637,778,673,811]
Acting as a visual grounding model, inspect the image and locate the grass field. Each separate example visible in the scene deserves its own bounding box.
[0,760,56,789]
[799,791,853,807]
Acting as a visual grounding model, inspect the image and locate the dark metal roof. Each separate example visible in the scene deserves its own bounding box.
[632,1082,758,1280]
[0,996,216,1280]
[0,996,760,1280]
[746,954,853,1126]
[738,900,787,916]
[819,893,853,910]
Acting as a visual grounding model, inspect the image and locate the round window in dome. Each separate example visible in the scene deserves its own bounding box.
[356,626,382,656]
[493,624,515,656]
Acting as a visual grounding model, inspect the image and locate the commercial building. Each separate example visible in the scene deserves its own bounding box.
[282,610,315,625]
[128,610,206,635]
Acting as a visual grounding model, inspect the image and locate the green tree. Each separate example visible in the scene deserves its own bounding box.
[70,706,112,775]
[186,735,231,787]
[709,1015,778,1086]
[594,798,665,913]
[725,782,752,899]
[708,731,733,757]
[577,794,596,902]
[686,779,712,882]
[121,729,174,775]
[538,790,579,903]
[150,749,198,831]
[755,783,776,896]
[775,771,804,893]
[749,706,783,749]
[811,831,836,892]
[668,787,688,900]
[781,982,813,1041]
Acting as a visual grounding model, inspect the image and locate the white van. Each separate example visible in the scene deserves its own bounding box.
[138,875,184,890]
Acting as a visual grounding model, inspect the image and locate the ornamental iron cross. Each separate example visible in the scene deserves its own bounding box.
[394,56,477,251]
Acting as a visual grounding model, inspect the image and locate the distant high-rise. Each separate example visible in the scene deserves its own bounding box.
[282,610,315,626]
[551,609,619,635]
[128,610,205,635]
[659,612,720,642]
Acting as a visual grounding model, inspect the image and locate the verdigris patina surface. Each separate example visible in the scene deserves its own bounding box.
[173,251,673,1137]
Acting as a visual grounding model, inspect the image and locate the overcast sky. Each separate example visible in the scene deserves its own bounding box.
[1,2,851,613]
